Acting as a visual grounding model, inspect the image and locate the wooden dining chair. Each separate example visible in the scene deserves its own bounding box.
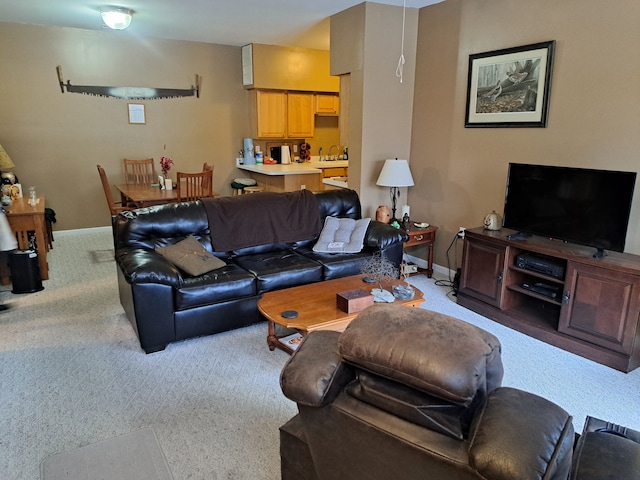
[202,162,214,192]
[97,165,133,216]
[176,170,214,202]
[124,158,157,185]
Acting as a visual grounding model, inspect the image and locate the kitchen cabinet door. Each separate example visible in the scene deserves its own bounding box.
[287,93,314,138]
[255,90,287,138]
[315,94,339,115]
[322,167,347,178]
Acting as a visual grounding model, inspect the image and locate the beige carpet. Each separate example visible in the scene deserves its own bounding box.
[40,428,173,480]
[1,227,638,479]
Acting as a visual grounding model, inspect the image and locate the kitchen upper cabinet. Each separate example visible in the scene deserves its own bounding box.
[250,90,314,139]
[287,93,314,138]
[253,90,287,138]
[315,93,340,115]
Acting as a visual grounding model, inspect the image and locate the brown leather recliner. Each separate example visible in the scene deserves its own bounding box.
[279,304,576,480]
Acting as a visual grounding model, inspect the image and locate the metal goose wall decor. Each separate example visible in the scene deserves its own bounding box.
[56,66,201,100]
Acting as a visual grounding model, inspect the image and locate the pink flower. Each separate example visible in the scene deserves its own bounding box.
[159,156,174,176]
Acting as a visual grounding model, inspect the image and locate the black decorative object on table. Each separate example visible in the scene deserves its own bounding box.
[402,213,411,231]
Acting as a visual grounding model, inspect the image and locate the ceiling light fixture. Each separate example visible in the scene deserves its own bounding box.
[101,7,134,30]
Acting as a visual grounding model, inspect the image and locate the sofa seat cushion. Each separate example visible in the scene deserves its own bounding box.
[339,304,503,406]
[174,263,256,310]
[232,250,323,295]
[296,247,371,280]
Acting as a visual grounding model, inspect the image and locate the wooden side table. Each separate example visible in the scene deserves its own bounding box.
[404,224,438,278]
[2,195,49,284]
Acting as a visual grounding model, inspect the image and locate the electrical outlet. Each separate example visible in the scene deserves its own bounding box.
[300,184,306,190]
[457,227,466,239]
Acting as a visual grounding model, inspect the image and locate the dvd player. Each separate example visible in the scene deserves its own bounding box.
[516,253,565,279]
[522,282,560,299]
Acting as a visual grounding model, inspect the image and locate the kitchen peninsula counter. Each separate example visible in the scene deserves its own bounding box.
[237,161,348,192]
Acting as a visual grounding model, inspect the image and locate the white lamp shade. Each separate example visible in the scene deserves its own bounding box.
[101,8,133,30]
[376,159,414,187]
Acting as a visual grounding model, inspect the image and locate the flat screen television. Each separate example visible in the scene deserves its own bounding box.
[502,163,637,257]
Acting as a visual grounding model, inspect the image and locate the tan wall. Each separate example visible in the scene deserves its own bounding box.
[331,3,419,218]
[410,0,640,264]
[247,44,339,92]
[0,23,249,230]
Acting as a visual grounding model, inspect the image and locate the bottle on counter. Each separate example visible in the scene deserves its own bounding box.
[343,147,348,160]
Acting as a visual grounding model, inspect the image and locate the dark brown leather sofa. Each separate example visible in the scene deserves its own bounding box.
[114,189,407,353]
[280,304,577,480]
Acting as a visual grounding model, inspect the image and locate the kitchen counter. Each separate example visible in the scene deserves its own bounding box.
[306,160,349,169]
[236,158,348,193]
[237,160,348,176]
[322,177,348,189]
[238,164,323,175]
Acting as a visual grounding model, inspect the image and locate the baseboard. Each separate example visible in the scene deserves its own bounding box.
[55,226,112,237]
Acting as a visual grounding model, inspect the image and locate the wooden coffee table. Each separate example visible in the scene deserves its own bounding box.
[258,275,424,354]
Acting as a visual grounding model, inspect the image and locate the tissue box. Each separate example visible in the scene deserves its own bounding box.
[337,289,374,314]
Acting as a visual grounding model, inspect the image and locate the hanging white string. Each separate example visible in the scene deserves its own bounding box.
[395,0,407,83]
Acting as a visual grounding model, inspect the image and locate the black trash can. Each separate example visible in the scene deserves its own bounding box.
[9,249,44,294]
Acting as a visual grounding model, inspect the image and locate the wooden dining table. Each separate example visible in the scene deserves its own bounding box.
[114,184,220,208]
[114,184,179,208]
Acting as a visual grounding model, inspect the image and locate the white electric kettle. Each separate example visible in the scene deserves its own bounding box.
[484,210,503,231]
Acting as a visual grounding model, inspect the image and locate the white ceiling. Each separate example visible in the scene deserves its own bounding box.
[0,0,441,50]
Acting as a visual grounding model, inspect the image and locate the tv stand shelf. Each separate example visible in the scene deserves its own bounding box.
[457,227,640,372]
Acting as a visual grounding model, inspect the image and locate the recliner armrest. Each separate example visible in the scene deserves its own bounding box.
[116,247,183,287]
[469,387,574,480]
[280,331,355,407]
[364,221,409,249]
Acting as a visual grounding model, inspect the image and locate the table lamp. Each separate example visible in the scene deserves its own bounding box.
[0,143,17,185]
[0,143,15,170]
[376,158,414,223]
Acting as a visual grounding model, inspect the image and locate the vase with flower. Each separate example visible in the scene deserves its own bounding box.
[159,156,174,190]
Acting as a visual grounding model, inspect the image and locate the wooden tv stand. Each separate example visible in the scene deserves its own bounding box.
[457,227,640,372]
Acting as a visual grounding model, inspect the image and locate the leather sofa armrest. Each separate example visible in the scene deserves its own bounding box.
[364,221,409,250]
[469,387,574,480]
[280,331,355,407]
[116,247,183,287]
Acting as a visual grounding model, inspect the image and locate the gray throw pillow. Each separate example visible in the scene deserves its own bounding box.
[313,217,371,253]
[156,235,225,276]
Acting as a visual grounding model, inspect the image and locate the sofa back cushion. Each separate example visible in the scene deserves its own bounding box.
[346,370,475,440]
[115,201,212,252]
[314,189,361,221]
[293,189,363,250]
[202,190,321,251]
[339,304,504,406]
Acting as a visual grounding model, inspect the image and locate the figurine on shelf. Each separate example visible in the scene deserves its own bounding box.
[402,213,411,231]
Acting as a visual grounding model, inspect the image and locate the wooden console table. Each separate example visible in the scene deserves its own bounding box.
[458,227,640,372]
[3,195,49,282]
